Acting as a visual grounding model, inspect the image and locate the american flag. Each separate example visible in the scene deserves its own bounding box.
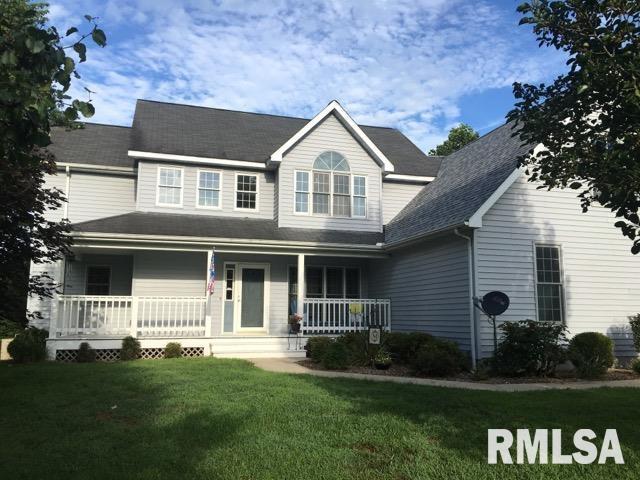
[206,248,216,294]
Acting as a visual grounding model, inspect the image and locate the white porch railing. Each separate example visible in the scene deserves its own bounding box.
[55,295,207,337]
[302,298,391,334]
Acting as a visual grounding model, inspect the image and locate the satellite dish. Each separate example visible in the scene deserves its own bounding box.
[481,291,510,316]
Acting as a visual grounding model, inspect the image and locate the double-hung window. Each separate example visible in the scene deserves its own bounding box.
[235,174,258,210]
[313,172,330,214]
[197,170,221,208]
[85,266,111,295]
[157,167,183,206]
[352,176,367,217]
[332,174,351,217]
[295,171,310,213]
[535,245,564,322]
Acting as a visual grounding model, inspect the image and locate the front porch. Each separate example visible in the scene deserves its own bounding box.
[46,244,391,358]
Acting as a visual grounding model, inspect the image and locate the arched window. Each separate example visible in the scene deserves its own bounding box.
[294,151,367,218]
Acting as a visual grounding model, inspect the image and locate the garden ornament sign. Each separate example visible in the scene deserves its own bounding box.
[368,327,381,345]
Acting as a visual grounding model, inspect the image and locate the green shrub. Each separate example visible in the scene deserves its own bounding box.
[568,332,614,378]
[321,341,349,370]
[164,342,182,358]
[337,331,379,366]
[76,342,96,363]
[7,327,48,363]
[384,331,434,364]
[412,341,464,377]
[629,314,640,353]
[0,319,23,338]
[306,336,333,363]
[120,336,141,361]
[631,358,640,375]
[373,348,392,366]
[493,320,567,377]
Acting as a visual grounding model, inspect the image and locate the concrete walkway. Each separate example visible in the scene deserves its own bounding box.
[248,357,640,392]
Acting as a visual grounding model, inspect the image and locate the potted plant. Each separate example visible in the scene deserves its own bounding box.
[289,313,303,334]
[373,348,392,370]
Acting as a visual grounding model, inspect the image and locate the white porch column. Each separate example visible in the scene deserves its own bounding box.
[204,249,213,336]
[296,254,305,318]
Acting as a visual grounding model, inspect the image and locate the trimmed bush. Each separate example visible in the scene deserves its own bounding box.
[306,336,333,363]
[384,331,434,364]
[568,332,614,378]
[120,336,141,361]
[631,358,640,375]
[0,319,23,338]
[411,338,468,377]
[76,342,96,363]
[492,320,567,377]
[338,331,379,366]
[321,341,349,370]
[7,327,48,363]
[629,314,640,353]
[164,342,182,358]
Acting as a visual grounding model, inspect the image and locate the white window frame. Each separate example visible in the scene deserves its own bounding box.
[234,172,259,211]
[311,170,332,216]
[533,243,566,323]
[351,174,367,218]
[196,169,223,210]
[156,166,184,208]
[85,265,111,295]
[293,170,310,215]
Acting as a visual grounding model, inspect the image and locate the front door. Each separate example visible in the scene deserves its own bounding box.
[236,264,269,333]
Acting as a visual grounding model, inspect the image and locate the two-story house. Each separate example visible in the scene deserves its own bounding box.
[32,99,640,364]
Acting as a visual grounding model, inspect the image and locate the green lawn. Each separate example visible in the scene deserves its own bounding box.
[1,358,638,480]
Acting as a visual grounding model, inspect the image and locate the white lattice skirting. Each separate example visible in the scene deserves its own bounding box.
[56,347,205,362]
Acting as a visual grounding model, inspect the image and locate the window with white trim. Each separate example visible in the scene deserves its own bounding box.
[157,167,183,206]
[294,171,309,213]
[352,175,367,217]
[236,174,257,210]
[535,245,564,322]
[85,266,110,295]
[307,151,367,218]
[197,170,221,208]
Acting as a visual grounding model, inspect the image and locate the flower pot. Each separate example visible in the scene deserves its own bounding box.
[290,322,301,334]
[374,361,391,370]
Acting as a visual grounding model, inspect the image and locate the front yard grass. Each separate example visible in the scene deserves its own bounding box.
[1,357,638,479]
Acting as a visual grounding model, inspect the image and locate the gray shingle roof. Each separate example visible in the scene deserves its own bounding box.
[73,212,384,246]
[385,122,532,245]
[131,100,441,176]
[49,124,133,168]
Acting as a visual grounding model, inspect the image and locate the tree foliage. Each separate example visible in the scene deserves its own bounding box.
[428,123,479,156]
[0,1,106,325]
[508,0,640,253]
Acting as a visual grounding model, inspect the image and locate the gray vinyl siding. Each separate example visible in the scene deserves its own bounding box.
[382,181,424,224]
[42,170,135,223]
[136,161,274,219]
[132,251,206,296]
[67,172,136,223]
[369,235,471,350]
[278,114,383,232]
[475,175,640,358]
[63,254,133,295]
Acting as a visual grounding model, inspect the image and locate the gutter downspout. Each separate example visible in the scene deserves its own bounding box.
[454,228,477,368]
[63,165,71,220]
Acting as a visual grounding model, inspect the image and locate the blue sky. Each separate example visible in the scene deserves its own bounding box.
[47,0,566,151]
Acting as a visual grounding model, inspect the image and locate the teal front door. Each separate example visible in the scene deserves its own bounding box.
[237,264,269,333]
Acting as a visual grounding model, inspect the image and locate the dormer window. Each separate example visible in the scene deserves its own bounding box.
[295,151,366,218]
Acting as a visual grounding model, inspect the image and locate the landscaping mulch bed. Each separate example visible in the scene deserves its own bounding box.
[298,360,640,384]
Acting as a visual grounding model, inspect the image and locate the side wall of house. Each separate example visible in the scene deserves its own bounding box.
[369,234,472,351]
[278,114,383,232]
[475,175,640,359]
[136,162,275,219]
[27,170,135,329]
[381,181,424,224]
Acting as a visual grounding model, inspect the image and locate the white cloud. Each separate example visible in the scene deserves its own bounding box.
[51,0,566,150]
